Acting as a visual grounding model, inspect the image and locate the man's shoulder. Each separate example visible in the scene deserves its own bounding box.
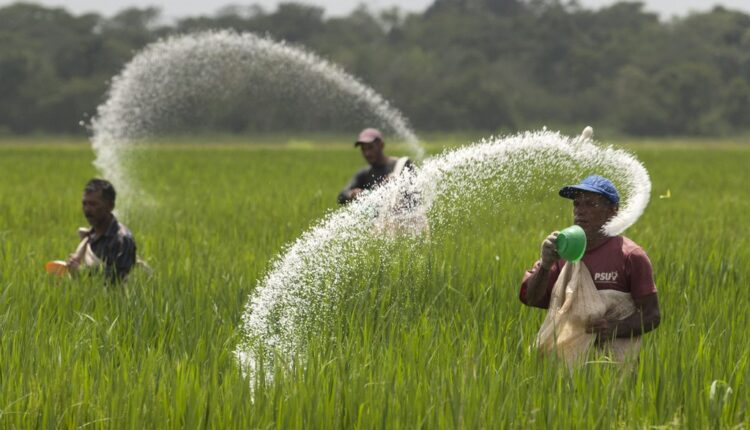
[112,219,136,243]
[594,236,645,258]
[354,165,372,176]
[390,156,411,164]
[388,156,412,174]
[619,235,644,251]
[618,236,650,260]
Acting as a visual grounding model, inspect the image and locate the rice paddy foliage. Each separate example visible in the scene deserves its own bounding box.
[0,137,748,428]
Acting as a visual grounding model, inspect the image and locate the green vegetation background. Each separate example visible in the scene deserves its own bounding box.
[0,136,747,428]
[3,0,750,136]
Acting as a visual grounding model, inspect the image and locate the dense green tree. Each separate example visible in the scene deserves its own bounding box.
[1,0,749,135]
[653,63,724,134]
[613,65,670,135]
[723,77,750,128]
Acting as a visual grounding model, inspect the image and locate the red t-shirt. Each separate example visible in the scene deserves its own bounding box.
[520,236,657,309]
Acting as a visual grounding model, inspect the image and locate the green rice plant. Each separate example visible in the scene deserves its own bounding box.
[0,137,748,428]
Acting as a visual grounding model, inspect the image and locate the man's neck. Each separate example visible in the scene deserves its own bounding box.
[92,215,114,237]
[371,155,391,168]
[586,233,611,251]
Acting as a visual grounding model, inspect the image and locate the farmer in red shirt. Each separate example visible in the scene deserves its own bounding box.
[520,175,661,344]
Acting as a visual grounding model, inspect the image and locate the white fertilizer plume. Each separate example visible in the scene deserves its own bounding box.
[236,129,651,376]
[90,30,422,209]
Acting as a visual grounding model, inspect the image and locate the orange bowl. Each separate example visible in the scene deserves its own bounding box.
[45,260,68,277]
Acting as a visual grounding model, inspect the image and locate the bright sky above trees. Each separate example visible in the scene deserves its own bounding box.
[0,0,748,20]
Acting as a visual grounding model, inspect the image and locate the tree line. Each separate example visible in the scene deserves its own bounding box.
[1,0,750,136]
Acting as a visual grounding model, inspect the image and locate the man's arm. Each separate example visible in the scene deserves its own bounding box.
[523,266,552,308]
[521,231,560,307]
[65,235,91,277]
[587,293,661,341]
[338,169,367,204]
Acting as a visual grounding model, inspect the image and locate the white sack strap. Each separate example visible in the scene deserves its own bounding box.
[389,156,409,179]
[72,235,103,269]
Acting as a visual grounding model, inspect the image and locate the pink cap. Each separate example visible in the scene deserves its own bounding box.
[355,128,382,146]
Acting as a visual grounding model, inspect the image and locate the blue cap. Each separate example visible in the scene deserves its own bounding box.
[559,175,620,204]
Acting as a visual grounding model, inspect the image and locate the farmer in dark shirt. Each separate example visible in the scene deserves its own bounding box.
[66,179,137,282]
[337,128,412,204]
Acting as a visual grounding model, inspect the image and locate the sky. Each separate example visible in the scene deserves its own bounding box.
[1,0,749,21]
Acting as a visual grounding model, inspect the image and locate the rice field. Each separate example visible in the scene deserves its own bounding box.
[0,136,748,428]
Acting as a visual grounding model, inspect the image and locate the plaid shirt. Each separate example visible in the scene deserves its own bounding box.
[87,217,137,282]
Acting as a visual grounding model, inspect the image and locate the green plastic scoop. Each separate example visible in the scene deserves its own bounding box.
[556,225,587,262]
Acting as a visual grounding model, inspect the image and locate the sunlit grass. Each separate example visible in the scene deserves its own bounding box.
[0,136,748,428]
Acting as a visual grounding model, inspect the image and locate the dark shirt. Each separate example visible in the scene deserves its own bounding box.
[338,157,413,204]
[87,217,137,282]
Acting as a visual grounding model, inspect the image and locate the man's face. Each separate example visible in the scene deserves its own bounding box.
[572,191,618,236]
[359,140,384,165]
[82,190,113,227]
